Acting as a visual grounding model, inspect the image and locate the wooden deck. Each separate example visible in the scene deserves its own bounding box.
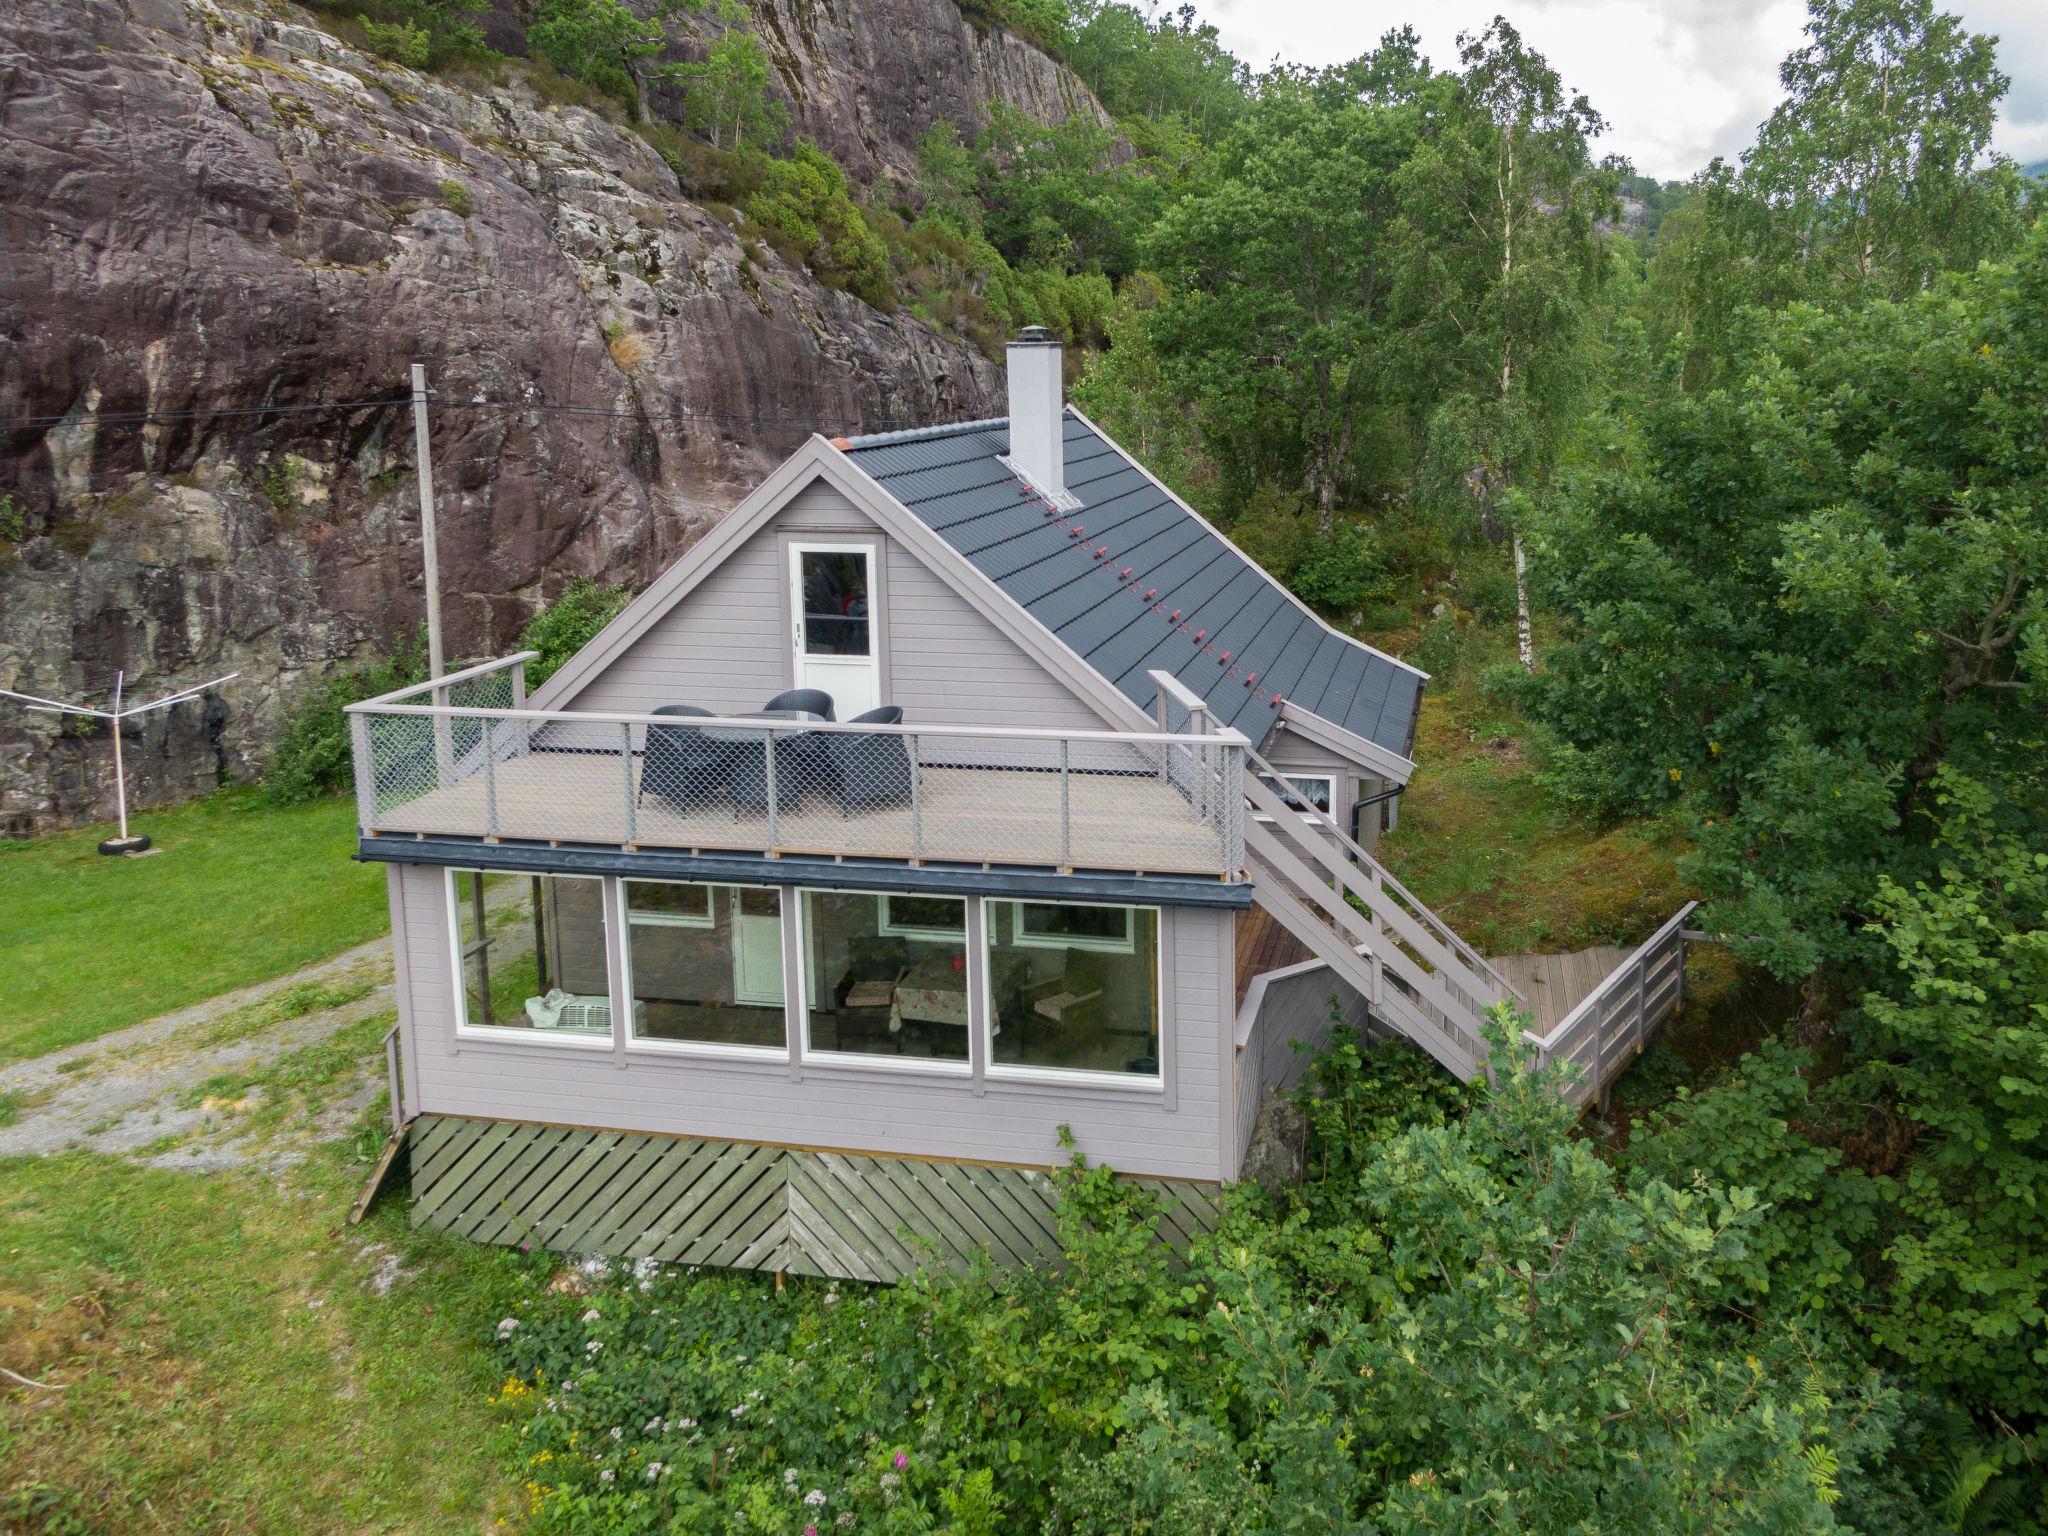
[368,753,1228,875]
[405,1114,1224,1282]
[1234,905,1311,1010]
[1486,946,1629,1035]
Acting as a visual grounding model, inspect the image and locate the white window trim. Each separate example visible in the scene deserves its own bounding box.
[876,892,970,944]
[795,886,973,1076]
[982,897,1164,1087]
[446,868,616,1049]
[621,878,716,930]
[618,880,788,1062]
[1007,899,1137,955]
[1252,772,1335,824]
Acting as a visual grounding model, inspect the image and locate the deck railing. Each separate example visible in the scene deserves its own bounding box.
[345,659,1246,878]
[1523,901,1698,1107]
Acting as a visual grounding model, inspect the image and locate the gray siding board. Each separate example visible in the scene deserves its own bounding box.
[394,864,1234,1180]
[555,479,1108,734]
[1233,962,1370,1169]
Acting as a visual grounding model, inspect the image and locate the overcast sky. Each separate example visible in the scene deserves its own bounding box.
[1192,0,2048,181]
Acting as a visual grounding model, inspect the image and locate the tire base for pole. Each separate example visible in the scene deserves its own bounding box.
[97,834,152,856]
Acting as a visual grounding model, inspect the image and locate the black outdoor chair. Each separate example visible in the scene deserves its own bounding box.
[763,688,835,720]
[727,728,808,817]
[639,704,728,811]
[828,704,915,815]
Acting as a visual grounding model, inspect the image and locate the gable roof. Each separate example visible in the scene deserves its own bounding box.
[840,409,1424,767]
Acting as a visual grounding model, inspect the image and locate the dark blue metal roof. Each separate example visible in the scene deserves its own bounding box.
[844,413,1424,758]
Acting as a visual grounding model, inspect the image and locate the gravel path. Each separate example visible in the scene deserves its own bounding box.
[0,935,398,1171]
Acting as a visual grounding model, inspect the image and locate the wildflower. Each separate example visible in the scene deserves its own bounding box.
[585,1340,604,1354]
[609,1426,624,1441]
[599,1469,615,1484]
[805,1527,819,1536]
[645,1416,662,1433]
[893,1451,909,1470]
[823,1291,839,1306]
[646,1462,663,1480]
[633,1256,660,1279]
[497,1317,519,1336]
[730,1404,747,1419]
[784,1468,800,1487]
[678,1417,697,1430]
[836,1514,856,1530]
[580,1254,611,1281]
[581,1308,601,1323]
[804,1489,826,1507]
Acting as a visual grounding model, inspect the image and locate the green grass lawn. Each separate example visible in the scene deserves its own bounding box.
[0,790,388,1062]
[0,1138,529,1534]
[1375,625,1690,958]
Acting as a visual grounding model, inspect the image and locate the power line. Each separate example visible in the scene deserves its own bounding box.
[0,392,971,434]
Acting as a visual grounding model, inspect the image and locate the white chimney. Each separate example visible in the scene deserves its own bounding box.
[1004,326,1071,505]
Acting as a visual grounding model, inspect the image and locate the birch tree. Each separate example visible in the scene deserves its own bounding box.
[1392,18,1613,670]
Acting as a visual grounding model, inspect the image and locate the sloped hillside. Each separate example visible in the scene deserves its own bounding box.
[0,0,1101,831]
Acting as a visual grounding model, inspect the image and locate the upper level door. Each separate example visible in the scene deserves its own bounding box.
[790,541,880,718]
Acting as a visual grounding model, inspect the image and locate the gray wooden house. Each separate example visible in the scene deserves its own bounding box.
[349,331,1693,1280]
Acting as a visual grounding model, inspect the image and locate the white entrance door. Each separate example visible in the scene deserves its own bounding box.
[789,542,880,719]
[731,887,785,1008]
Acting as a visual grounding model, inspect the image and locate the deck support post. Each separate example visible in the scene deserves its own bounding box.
[1632,959,1647,1056]
[621,722,636,847]
[908,733,922,862]
[1058,739,1071,869]
[764,732,780,849]
[482,719,498,838]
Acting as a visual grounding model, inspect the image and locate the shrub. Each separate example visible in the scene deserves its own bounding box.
[744,141,893,309]
[263,635,426,805]
[1290,518,1389,614]
[359,14,430,68]
[528,0,664,110]
[517,575,632,687]
[439,177,473,217]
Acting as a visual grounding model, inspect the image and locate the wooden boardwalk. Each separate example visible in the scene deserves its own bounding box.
[406,1114,1224,1283]
[1486,945,1629,1034]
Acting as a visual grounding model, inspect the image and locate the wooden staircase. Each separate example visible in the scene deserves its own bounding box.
[1238,739,1524,1082]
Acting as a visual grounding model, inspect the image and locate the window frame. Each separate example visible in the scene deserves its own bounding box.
[621,878,716,930]
[618,879,789,1061]
[1251,771,1336,824]
[876,892,971,943]
[982,897,1165,1090]
[1008,899,1138,955]
[445,867,614,1049]
[795,885,973,1076]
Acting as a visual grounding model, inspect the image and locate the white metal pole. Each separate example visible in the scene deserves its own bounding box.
[412,364,454,782]
[110,670,128,840]
[411,363,445,682]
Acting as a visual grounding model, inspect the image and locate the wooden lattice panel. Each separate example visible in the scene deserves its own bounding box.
[406,1115,1222,1282]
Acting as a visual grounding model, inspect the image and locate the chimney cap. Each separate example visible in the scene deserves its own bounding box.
[1009,326,1058,346]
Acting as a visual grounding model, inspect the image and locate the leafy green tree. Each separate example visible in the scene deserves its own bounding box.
[1519,227,2048,983]
[662,0,785,153]
[1850,765,2048,1411]
[528,0,667,114]
[976,104,1152,273]
[1066,2,1247,138]
[1144,53,1424,528]
[1741,0,2027,298]
[1643,0,2033,391]
[1392,18,1616,668]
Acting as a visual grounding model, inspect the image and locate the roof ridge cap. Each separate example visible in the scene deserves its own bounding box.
[842,415,1010,450]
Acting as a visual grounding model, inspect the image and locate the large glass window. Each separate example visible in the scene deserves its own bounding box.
[450,869,611,1037]
[802,890,968,1064]
[623,880,786,1052]
[987,900,1159,1077]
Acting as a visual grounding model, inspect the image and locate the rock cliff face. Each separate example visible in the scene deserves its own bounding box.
[0,0,1098,834]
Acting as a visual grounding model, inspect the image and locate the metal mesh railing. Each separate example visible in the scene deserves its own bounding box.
[347,694,1246,878]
